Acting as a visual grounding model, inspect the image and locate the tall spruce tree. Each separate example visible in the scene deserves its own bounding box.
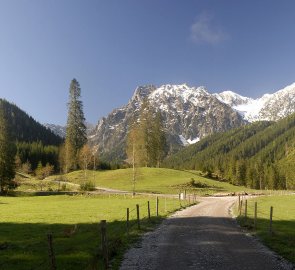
[65,79,87,171]
[0,102,16,193]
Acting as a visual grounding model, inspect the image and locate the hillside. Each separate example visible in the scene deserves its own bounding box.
[48,167,253,195]
[163,113,295,190]
[0,99,62,145]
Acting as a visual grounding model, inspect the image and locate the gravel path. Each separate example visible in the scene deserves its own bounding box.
[120,196,294,270]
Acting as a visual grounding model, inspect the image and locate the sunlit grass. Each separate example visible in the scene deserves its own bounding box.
[236,195,295,264]
[47,167,254,195]
[0,194,189,269]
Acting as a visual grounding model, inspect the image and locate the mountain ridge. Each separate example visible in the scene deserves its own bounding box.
[88,83,246,161]
[44,81,295,162]
[216,82,295,122]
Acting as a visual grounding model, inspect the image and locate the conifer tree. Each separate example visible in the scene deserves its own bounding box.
[65,79,87,171]
[0,103,16,193]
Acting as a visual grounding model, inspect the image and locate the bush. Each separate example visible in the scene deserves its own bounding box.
[80,181,96,191]
[61,183,67,191]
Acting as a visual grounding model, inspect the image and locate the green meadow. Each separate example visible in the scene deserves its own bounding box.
[237,195,295,264]
[47,167,253,195]
[0,194,188,270]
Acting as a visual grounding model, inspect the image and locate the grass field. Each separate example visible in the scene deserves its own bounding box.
[0,194,190,270]
[44,167,254,195]
[236,195,295,264]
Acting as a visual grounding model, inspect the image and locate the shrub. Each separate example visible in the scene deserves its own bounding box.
[80,181,96,191]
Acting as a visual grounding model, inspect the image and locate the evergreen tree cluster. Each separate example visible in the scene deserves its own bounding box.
[16,141,59,171]
[0,103,16,192]
[164,114,295,190]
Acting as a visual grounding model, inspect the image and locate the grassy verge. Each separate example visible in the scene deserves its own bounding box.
[45,167,254,195]
[236,195,295,264]
[0,194,193,270]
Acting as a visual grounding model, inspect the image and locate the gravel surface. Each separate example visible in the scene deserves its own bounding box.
[120,196,294,270]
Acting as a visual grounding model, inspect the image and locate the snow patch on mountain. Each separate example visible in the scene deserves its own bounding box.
[178,135,200,146]
[178,135,189,146]
[233,99,266,122]
[215,82,295,122]
[187,137,200,144]
[214,91,253,107]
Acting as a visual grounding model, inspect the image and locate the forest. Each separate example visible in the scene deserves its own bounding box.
[163,113,295,190]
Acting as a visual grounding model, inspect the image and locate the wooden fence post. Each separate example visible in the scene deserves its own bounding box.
[269,206,273,236]
[239,200,243,216]
[101,220,108,269]
[165,197,167,212]
[179,193,182,207]
[254,202,257,230]
[136,204,140,230]
[238,195,241,210]
[156,197,159,217]
[47,233,57,270]
[245,200,248,220]
[148,201,151,220]
[126,208,129,236]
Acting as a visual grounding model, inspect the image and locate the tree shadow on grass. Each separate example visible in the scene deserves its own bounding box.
[237,216,295,265]
[0,216,164,270]
[0,215,294,270]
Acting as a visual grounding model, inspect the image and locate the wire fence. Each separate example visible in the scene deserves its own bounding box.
[31,193,197,270]
[236,195,295,234]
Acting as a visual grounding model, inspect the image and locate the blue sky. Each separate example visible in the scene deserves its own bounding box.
[0,0,295,125]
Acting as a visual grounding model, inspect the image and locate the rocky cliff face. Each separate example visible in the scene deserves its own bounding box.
[88,84,245,161]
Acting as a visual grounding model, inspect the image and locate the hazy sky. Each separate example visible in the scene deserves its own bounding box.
[0,0,295,125]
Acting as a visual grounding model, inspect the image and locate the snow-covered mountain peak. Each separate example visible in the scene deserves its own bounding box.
[259,82,295,101]
[278,82,295,93]
[215,90,253,107]
[226,82,295,122]
[149,84,210,102]
[131,85,156,101]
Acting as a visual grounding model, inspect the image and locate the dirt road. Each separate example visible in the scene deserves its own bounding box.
[120,196,294,270]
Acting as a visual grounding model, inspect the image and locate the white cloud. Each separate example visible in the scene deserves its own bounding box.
[190,12,227,45]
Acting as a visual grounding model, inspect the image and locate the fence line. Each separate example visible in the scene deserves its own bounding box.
[38,193,197,269]
[236,197,294,239]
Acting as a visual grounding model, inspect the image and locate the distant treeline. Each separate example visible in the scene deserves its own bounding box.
[163,114,295,190]
[16,141,59,171]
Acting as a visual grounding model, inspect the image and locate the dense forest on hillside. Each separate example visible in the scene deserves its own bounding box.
[0,99,62,171]
[0,99,62,145]
[16,142,59,171]
[163,114,295,190]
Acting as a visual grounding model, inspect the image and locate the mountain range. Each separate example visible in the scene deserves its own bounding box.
[215,82,295,122]
[85,82,295,161]
[88,84,245,161]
